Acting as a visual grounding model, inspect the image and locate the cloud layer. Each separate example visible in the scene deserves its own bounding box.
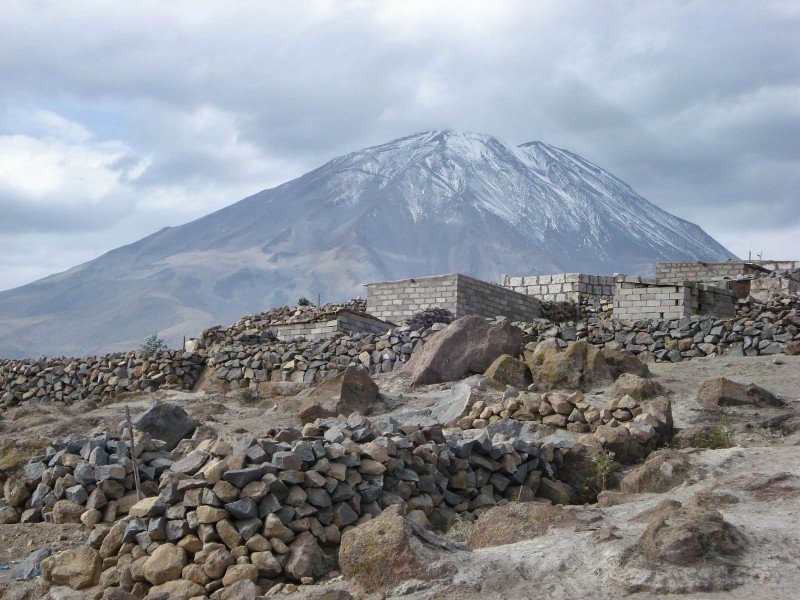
[1,0,798,290]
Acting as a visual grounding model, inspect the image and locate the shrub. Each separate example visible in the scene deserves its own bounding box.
[694,418,733,449]
[142,332,168,354]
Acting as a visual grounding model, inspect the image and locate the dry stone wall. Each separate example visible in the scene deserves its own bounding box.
[519,293,799,361]
[0,351,204,408]
[43,416,562,593]
[269,311,391,342]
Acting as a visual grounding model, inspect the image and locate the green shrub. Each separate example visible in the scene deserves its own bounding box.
[694,418,733,449]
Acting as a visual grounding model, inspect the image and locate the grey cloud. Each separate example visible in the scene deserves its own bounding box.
[0,0,798,289]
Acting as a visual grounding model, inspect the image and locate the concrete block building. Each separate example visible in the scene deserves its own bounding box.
[614,276,736,320]
[500,272,615,303]
[365,273,540,324]
[269,310,391,341]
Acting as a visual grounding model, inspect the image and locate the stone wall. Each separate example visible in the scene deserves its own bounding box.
[517,292,799,361]
[0,351,205,408]
[501,272,615,303]
[614,277,736,321]
[269,311,390,342]
[366,273,539,324]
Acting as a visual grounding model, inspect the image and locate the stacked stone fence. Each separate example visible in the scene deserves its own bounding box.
[26,416,568,594]
[0,351,205,408]
[519,293,799,361]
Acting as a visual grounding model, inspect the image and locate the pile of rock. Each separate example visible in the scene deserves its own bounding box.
[57,415,560,596]
[0,350,204,408]
[1,431,177,526]
[195,299,368,352]
[539,296,613,323]
[457,390,670,455]
[209,322,444,387]
[405,307,454,330]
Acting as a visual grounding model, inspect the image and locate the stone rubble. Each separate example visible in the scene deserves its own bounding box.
[40,414,567,597]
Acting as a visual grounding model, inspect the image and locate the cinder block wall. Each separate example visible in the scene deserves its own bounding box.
[456,274,540,321]
[614,276,692,320]
[696,284,737,317]
[271,311,390,341]
[365,273,540,324]
[365,274,459,324]
[501,273,614,302]
[614,277,737,320]
[656,260,800,282]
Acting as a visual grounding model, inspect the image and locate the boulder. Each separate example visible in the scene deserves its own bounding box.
[0,505,20,524]
[467,502,583,549]
[299,366,378,424]
[146,579,205,599]
[535,477,573,504]
[610,373,661,400]
[133,402,198,450]
[620,449,691,493]
[141,543,187,585]
[52,500,84,524]
[404,316,523,386]
[783,340,800,356]
[526,341,612,391]
[339,505,465,591]
[12,547,51,580]
[601,348,650,378]
[484,354,531,389]
[697,377,782,408]
[285,531,334,581]
[638,504,742,564]
[41,546,102,590]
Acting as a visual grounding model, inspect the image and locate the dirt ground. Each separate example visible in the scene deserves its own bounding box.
[0,354,798,598]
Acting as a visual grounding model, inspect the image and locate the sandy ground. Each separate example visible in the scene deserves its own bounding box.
[0,354,798,598]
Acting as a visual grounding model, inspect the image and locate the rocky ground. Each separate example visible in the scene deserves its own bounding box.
[0,353,798,599]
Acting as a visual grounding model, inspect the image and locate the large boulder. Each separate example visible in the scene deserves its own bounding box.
[526,341,612,391]
[601,348,650,378]
[484,354,531,389]
[467,501,585,549]
[620,449,692,493]
[697,378,782,408]
[41,546,102,590]
[299,366,378,424]
[141,543,187,585]
[133,402,198,450]
[638,504,742,565]
[610,373,661,400]
[404,316,523,386]
[339,505,465,591]
[285,531,335,581]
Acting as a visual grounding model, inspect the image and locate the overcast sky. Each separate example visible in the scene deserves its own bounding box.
[0,1,797,291]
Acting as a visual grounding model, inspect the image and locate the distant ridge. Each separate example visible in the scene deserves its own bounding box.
[0,130,735,357]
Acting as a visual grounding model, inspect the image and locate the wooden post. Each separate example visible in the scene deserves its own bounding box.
[125,405,143,499]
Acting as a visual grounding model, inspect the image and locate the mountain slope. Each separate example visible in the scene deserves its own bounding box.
[0,130,736,357]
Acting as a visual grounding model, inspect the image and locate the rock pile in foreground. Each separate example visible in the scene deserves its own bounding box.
[40,414,563,596]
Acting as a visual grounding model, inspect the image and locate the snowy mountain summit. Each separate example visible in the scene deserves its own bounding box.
[0,130,735,357]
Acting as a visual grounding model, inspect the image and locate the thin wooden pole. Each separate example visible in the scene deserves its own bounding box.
[125,405,143,499]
